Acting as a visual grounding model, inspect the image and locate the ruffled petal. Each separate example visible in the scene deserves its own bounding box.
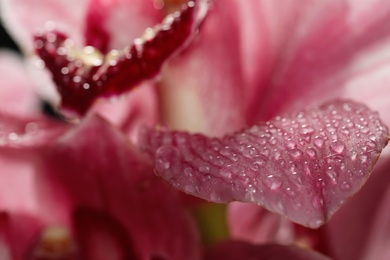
[204,241,330,260]
[38,115,201,259]
[141,99,388,228]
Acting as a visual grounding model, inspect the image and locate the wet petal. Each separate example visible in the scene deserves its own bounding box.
[39,115,201,259]
[141,99,388,228]
[204,241,330,260]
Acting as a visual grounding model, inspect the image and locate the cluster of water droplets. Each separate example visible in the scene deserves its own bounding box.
[143,100,388,228]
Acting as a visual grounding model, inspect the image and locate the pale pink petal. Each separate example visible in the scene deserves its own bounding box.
[248,0,390,121]
[141,99,388,228]
[159,0,246,136]
[0,51,40,116]
[0,0,87,52]
[84,0,161,52]
[39,115,201,259]
[228,202,295,245]
[324,157,390,260]
[0,146,72,259]
[89,82,160,143]
[204,241,330,260]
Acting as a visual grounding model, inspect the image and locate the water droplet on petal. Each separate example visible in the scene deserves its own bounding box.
[263,175,282,190]
[330,140,345,154]
[312,196,324,210]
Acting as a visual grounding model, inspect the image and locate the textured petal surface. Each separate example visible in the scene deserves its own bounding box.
[204,241,330,260]
[141,100,388,228]
[38,115,200,259]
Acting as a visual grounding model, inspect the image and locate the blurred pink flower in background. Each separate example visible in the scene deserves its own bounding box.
[1,0,390,259]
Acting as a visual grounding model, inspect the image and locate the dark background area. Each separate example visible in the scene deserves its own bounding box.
[0,18,20,51]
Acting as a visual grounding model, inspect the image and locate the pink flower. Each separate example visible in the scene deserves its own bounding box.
[1,0,390,259]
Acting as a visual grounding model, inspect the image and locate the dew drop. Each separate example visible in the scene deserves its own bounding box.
[25,122,38,134]
[285,187,296,198]
[199,164,211,173]
[313,137,324,148]
[330,140,346,154]
[8,132,18,141]
[306,148,317,159]
[219,168,232,179]
[340,181,351,191]
[288,149,303,159]
[312,196,324,210]
[263,175,282,190]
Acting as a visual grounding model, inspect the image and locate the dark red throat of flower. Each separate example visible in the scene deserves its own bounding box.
[34,0,210,117]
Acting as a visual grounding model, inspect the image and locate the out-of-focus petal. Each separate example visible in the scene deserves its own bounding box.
[324,157,390,260]
[227,202,295,245]
[248,0,390,121]
[38,115,201,259]
[204,241,331,260]
[0,0,88,52]
[0,51,40,116]
[141,99,388,228]
[89,83,160,143]
[84,0,161,52]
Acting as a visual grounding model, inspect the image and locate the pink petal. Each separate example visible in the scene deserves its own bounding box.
[39,115,201,259]
[0,51,40,117]
[89,82,160,143]
[159,0,247,135]
[0,0,88,52]
[227,202,295,245]
[323,157,390,260]
[0,112,70,148]
[204,241,330,260]
[247,0,390,121]
[141,99,388,228]
[0,147,71,259]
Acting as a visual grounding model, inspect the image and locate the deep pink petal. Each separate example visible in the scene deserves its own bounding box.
[204,241,330,260]
[141,99,388,228]
[38,115,201,259]
[34,0,210,116]
[0,146,75,260]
